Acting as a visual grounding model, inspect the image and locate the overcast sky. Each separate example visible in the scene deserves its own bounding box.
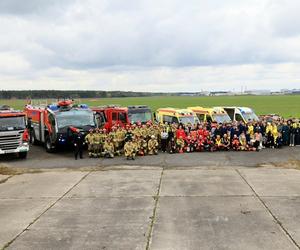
[0,0,300,91]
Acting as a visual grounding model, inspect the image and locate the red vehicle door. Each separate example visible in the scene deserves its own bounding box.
[118,111,128,127]
[111,111,118,127]
[111,111,128,127]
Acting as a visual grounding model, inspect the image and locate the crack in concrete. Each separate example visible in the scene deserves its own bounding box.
[145,168,164,250]
[236,169,300,250]
[0,175,13,185]
[2,171,92,250]
[150,194,255,198]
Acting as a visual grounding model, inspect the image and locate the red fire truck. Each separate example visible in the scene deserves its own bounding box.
[0,105,29,158]
[25,100,96,152]
[91,105,129,131]
[127,105,153,124]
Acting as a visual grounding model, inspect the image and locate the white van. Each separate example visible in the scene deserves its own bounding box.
[217,107,259,123]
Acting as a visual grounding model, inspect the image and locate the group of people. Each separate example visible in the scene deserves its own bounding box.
[73,119,300,160]
[83,124,161,160]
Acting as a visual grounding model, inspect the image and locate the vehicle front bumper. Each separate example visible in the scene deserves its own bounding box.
[0,144,29,155]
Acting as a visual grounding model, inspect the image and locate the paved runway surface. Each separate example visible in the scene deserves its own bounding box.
[1,165,300,250]
[1,144,300,169]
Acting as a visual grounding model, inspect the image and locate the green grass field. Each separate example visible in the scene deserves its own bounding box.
[2,95,300,118]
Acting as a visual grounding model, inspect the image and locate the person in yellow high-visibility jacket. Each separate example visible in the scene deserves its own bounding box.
[266,122,273,135]
[247,123,254,139]
[272,123,278,141]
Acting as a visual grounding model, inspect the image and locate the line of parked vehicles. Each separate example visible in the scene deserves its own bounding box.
[0,100,259,159]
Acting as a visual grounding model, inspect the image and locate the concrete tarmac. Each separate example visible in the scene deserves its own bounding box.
[0,166,300,250]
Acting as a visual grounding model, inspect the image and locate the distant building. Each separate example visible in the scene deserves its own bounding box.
[177,91,210,96]
[271,91,284,95]
[244,90,271,95]
[197,91,210,96]
[178,93,198,96]
[210,91,233,96]
[281,89,300,95]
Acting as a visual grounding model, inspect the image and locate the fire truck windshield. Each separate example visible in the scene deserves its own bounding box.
[128,112,152,123]
[0,116,26,131]
[56,110,95,128]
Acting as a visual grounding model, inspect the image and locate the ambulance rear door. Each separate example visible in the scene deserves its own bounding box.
[223,108,235,121]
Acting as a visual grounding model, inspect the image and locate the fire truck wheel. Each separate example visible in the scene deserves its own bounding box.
[45,136,55,153]
[19,152,27,159]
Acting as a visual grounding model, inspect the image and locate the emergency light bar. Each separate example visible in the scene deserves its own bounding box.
[58,100,73,107]
[79,104,89,109]
[48,105,59,111]
[48,102,89,112]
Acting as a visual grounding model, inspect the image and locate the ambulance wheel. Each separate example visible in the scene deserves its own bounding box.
[19,152,27,159]
[45,136,55,153]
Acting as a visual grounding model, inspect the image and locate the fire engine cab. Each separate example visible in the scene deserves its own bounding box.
[25,100,96,152]
[127,105,153,124]
[0,105,29,158]
[91,105,129,131]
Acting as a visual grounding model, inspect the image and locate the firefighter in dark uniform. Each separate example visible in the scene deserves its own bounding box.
[73,129,85,160]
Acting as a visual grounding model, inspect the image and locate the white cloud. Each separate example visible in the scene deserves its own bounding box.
[1,63,299,91]
[0,0,300,91]
[0,52,30,74]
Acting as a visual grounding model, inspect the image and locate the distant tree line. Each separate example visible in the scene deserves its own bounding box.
[0,90,167,99]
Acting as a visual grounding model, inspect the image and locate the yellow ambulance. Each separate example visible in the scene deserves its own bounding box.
[187,106,232,123]
[155,108,199,125]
